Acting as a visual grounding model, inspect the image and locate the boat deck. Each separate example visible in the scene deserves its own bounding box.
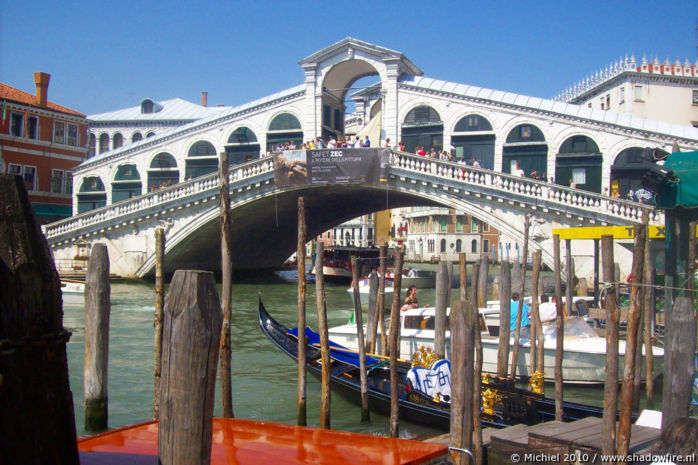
[78,418,448,465]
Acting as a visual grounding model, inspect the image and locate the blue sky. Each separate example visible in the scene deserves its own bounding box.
[1,0,696,116]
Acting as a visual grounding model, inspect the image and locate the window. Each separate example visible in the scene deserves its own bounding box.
[471,219,479,232]
[456,239,462,252]
[456,217,463,232]
[606,94,610,109]
[634,85,643,101]
[440,219,447,232]
[132,132,143,143]
[520,126,531,138]
[22,166,36,191]
[99,134,109,153]
[440,239,446,253]
[693,90,698,105]
[51,169,64,193]
[483,223,490,232]
[67,124,78,146]
[483,240,490,253]
[88,134,96,158]
[471,239,478,253]
[619,87,625,104]
[54,122,65,144]
[10,113,23,137]
[27,116,38,139]
[113,133,123,149]
[65,172,73,194]
[8,163,21,175]
[572,168,586,185]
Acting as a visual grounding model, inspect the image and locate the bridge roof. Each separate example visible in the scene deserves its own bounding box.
[77,84,306,172]
[87,97,228,122]
[401,75,698,141]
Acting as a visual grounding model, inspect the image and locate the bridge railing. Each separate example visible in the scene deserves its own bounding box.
[391,151,660,224]
[43,157,275,241]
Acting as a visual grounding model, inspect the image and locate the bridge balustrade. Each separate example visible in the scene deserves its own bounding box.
[391,152,660,225]
[43,157,275,241]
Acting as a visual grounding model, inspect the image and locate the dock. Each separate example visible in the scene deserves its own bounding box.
[424,417,661,464]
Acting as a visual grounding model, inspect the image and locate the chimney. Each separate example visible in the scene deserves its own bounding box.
[201,91,208,107]
[33,72,50,107]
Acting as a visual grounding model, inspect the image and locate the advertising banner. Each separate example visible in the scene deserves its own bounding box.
[274,148,389,187]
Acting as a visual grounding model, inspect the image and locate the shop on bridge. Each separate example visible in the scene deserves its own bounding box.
[450,114,495,168]
[502,124,548,178]
[554,135,602,193]
[401,105,443,154]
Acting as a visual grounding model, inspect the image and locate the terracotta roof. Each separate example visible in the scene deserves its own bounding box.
[0,82,85,117]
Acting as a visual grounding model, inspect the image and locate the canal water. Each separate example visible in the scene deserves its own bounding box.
[63,264,621,438]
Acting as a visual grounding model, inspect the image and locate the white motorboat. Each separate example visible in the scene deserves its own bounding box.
[328,305,664,385]
[346,277,395,309]
[60,279,85,305]
[346,268,437,309]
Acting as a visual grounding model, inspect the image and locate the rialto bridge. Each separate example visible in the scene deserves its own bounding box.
[44,151,658,278]
[47,37,696,277]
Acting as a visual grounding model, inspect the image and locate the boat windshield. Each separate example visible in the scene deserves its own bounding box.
[519,317,598,344]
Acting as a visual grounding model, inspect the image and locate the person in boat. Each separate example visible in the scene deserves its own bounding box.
[538,294,558,323]
[510,291,530,331]
[401,285,420,313]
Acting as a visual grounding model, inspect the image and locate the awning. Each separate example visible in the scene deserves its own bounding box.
[656,151,698,210]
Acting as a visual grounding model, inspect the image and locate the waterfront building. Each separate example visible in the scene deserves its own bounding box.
[0,72,88,223]
[87,93,227,159]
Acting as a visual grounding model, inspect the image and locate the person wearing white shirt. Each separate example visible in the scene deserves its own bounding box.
[538,294,558,323]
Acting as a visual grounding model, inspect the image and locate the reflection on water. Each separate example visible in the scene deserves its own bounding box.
[65,265,625,438]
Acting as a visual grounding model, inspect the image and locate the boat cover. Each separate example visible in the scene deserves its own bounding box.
[406,359,451,402]
[288,327,382,368]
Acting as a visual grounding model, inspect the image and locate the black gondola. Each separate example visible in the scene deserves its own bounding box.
[258,296,608,431]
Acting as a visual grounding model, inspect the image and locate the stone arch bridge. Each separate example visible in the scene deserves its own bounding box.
[44,151,659,278]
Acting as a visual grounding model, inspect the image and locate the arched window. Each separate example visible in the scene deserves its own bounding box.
[471,239,478,254]
[132,132,143,143]
[502,124,547,178]
[227,127,261,164]
[401,105,443,154]
[456,239,462,252]
[141,99,159,114]
[185,141,218,179]
[440,239,447,253]
[146,132,156,138]
[88,133,96,158]
[452,114,495,167]
[77,176,106,213]
[99,134,109,154]
[148,152,179,190]
[113,133,123,149]
[266,113,303,152]
[112,164,142,202]
[556,135,602,193]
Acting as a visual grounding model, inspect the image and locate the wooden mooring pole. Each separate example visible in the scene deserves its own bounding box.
[378,242,388,355]
[0,174,79,464]
[449,299,475,465]
[617,220,647,457]
[601,235,619,459]
[351,256,370,422]
[315,242,331,429]
[389,245,405,438]
[642,225,655,409]
[219,151,234,418]
[154,227,165,420]
[158,270,221,465]
[297,196,307,426]
[496,261,511,378]
[367,270,379,353]
[553,235,564,421]
[434,260,449,359]
[478,253,489,309]
[459,253,468,301]
[510,215,530,381]
[470,261,484,465]
[84,243,111,432]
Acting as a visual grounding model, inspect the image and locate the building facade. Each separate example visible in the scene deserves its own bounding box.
[0,72,88,223]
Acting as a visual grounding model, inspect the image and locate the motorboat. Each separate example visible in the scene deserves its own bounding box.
[310,246,388,283]
[60,279,84,305]
[328,305,664,385]
[346,268,436,309]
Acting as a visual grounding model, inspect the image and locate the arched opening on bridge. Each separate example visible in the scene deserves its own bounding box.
[148,152,179,190]
[451,114,495,167]
[502,124,547,177]
[112,164,142,202]
[132,132,143,143]
[99,133,109,154]
[401,105,443,154]
[321,60,381,142]
[77,176,106,214]
[555,135,602,193]
[226,127,261,163]
[610,147,658,201]
[185,140,218,179]
[266,113,302,152]
[113,133,123,150]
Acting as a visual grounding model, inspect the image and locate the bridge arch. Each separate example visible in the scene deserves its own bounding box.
[76,176,106,214]
[400,104,444,153]
[148,152,179,190]
[610,146,657,200]
[185,140,218,179]
[112,164,142,202]
[226,126,261,163]
[501,122,548,178]
[265,112,303,152]
[555,134,602,192]
[451,113,496,167]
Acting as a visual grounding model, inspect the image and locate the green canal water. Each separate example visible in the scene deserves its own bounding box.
[63,265,629,438]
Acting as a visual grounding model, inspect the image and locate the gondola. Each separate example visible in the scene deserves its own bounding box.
[258,296,607,431]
